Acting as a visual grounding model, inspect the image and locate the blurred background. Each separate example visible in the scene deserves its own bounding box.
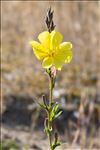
[1,1,100,150]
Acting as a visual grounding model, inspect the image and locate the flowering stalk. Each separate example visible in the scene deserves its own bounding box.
[43,8,61,150]
[30,7,73,150]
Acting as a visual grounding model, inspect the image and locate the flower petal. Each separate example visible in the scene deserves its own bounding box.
[60,42,72,50]
[38,31,50,49]
[53,54,64,70]
[30,41,48,59]
[42,57,53,68]
[50,31,63,49]
[30,41,40,49]
[59,42,73,63]
[65,50,72,63]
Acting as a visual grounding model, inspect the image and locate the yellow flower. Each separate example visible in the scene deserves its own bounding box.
[30,30,72,70]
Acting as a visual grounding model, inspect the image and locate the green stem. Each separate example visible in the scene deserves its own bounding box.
[49,77,53,106]
[48,76,54,150]
[48,117,52,150]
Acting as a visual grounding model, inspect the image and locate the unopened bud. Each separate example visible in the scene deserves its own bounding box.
[51,66,57,77]
[45,7,55,32]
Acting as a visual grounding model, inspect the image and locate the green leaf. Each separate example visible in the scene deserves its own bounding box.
[54,104,58,112]
[38,102,46,109]
[54,111,62,119]
[44,126,52,135]
[50,103,62,121]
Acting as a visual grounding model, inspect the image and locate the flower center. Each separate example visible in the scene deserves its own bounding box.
[48,49,57,57]
[50,52,55,57]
